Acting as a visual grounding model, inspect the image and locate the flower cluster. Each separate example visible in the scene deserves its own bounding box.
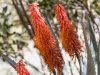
[15,60,30,75]
[29,4,64,74]
[55,4,82,59]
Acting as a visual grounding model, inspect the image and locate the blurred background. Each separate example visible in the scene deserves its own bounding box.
[0,0,100,75]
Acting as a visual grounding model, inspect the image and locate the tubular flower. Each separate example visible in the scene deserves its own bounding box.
[55,4,82,59]
[15,60,30,75]
[28,4,64,74]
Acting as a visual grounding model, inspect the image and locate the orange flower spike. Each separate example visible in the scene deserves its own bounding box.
[28,4,64,74]
[15,60,30,75]
[55,4,82,59]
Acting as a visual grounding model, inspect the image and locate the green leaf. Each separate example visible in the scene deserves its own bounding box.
[3,6,8,13]
[86,13,99,75]
[73,10,78,18]
[82,22,96,75]
[86,14,98,59]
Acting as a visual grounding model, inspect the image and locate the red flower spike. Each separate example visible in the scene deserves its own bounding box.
[55,4,82,59]
[28,4,64,74]
[15,60,30,75]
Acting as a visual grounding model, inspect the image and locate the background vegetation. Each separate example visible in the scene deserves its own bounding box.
[0,0,99,75]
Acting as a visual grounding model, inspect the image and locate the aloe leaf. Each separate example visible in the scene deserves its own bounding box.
[82,22,96,75]
[86,14,99,75]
